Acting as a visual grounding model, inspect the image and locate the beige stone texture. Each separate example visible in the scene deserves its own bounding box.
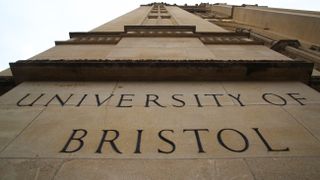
[206,45,292,60]
[263,7,320,15]
[166,6,228,32]
[54,159,254,180]
[27,42,292,62]
[158,18,174,25]
[0,81,117,106]
[143,18,158,25]
[2,3,320,179]
[1,81,318,107]
[214,159,254,179]
[1,104,320,158]
[2,81,319,107]
[0,81,320,179]
[233,6,320,45]
[2,158,319,179]
[111,81,233,107]
[0,159,63,180]
[106,37,216,60]
[284,104,320,140]
[245,157,320,179]
[92,6,151,32]
[0,105,44,151]
[28,45,115,60]
[1,106,107,158]
[210,5,233,17]
[222,81,320,105]
[0,68,12,76]
[142,17,175,25]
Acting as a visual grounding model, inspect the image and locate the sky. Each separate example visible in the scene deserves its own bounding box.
[0,0,319,71]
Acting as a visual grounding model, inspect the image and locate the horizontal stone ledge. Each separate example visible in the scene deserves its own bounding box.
[9,60,313,83]
[124,25,196,33]
[64,30,258,45]
[69,31,250,38]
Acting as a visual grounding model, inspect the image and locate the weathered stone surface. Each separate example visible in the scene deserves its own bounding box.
[284,104,320,141]
[45,38,293,61]
[106,37,216,60]
[0,158,62,180]
[2,2,320,179]
[1,105,319,158]
[112,81,233,107]
[54,159,253,180]
[233,6,320,45]
[0,81,319,179]
[166,6,227,32]
[0,105,44,151]
[29,45,116,60]
[2,157,318,180]
[55,159,216,180]
[92,6,151,32]
[215,159,254,180]
[207,45,291,60]
[245,157,320,179]
[222,81,320,105]
[3,81,318,107]
[0,81,117,106]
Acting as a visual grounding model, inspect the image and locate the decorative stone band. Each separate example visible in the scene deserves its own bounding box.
[55,25,262,45]
[56,35,122,45]
[199,35,257,44]
[10,60,313,83]
[123,25,196,33]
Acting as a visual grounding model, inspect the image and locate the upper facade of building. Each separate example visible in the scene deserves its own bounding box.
[1,3,320,179]
[180,3,320,69]
[0,2,318,93]
[28,3,289,62]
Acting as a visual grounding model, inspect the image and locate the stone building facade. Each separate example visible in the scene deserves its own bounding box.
[0,3,320,179]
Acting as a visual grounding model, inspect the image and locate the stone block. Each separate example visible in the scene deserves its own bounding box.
[245,157,320,179]
[54,159,254,180]
[29,45,115,60]
[0,158,62,180]
[284,104,320,140]
[0,105,44,151]
[207,45,291,60]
